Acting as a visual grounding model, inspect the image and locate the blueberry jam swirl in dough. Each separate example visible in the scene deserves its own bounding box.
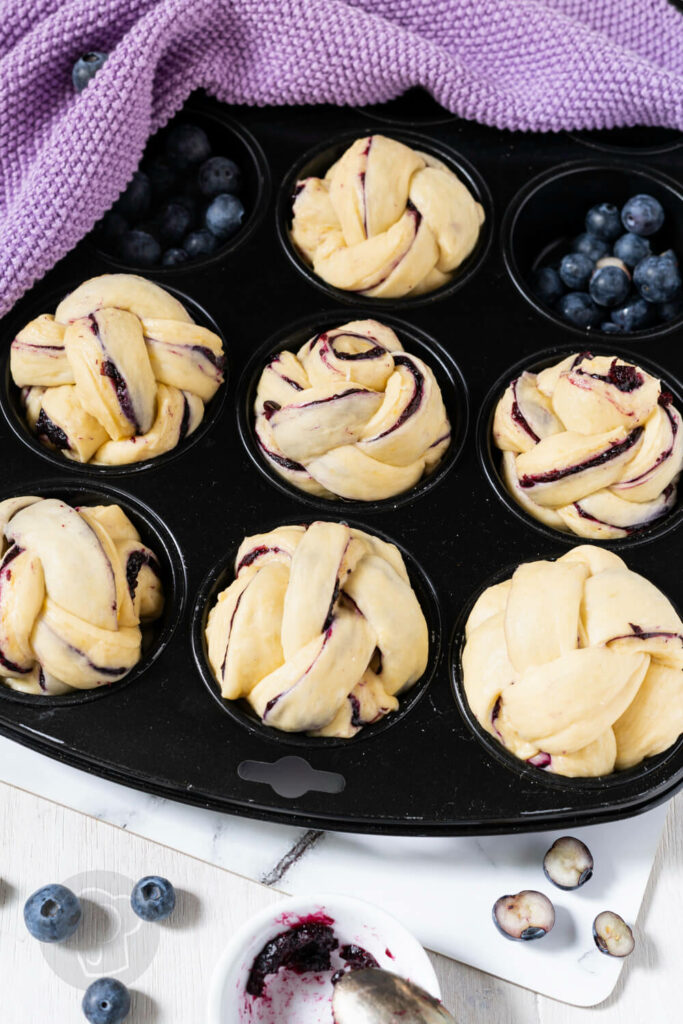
[10,274,225,465]
[462,545,683,777]
[0,497,164,695]
[205,521,428,737]
[290,135,485,298]
[493,352,683,539]
[254,319,451,501]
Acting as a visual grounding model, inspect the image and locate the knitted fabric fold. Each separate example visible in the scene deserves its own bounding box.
[0,0,682,315]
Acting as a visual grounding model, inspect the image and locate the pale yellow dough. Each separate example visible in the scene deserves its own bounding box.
[461,545,683,777]
[205,521,428,737]
[254,319,451,501]
[290,135,485,299]
[492,353,683,539]
[0,497,164,695]
[10,274,225,466]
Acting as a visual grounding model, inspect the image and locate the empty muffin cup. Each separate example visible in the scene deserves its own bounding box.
[276,129,493,308]
[191,517,440,749]
[0,480,185,707]
[450,554,683,791]
[503,162,683,339]
[91,106,270,272]
[2,277,228,476]
[477,344,683,549]
[569,127,683,156]
[237,312,468,514]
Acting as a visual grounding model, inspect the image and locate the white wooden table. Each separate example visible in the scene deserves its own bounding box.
[0,782,680,1023]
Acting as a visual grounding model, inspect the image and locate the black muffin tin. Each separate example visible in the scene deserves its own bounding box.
[0,92,681,836]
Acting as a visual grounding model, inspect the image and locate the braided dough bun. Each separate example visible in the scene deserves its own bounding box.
[254,319,451,501]
[493,352,683,539]
[0,496,164,695]
[205,521,429,737]
[290,135,485,298]
[11,274,225,465]
[462,545,683,777]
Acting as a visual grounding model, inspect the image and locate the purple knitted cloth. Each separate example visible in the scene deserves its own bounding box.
[1,0,682,316]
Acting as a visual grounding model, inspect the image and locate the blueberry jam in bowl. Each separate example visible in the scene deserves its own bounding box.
[503,162,683,340]
[476,344,683,550]
[1,279,228,478]
[190,516,441,749]
[206,893,439,1024]
[89,102,270,273]
[236,311,469,515]
[0,480,185,707]
[276,128,493,309]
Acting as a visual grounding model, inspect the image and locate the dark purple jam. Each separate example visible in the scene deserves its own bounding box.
[237,544,270,572]
[246,921,338,997]
[99,358,139,431]
[510,378,540,443]
[35,409,70,451]
[372,355,423,439]
[191,345,225,374]
[520,427,643,488]
[349,694,362,727]
[581,357,643,393]
[125,549,161,601]
[246,916,380,998]
[527,752,552,769]
[263,400,281,420]
[320,329,389,362]
[178,395,191,442]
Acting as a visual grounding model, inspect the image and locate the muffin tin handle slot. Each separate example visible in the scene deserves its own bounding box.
[238,756,346,798]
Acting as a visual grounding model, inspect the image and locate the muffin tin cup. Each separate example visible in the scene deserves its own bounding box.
[449,554,683,792]
[502,160,683,340]
[476,342,683,550]
[236,310,469,515]
[275,128,493,310]
[90,105,271,275]
[1,279,229,478]
[352,87,457,126]
[0,479,186,708]
[190,516,442,750]
[568,127,683,157]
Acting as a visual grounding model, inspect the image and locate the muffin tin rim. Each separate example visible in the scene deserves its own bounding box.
[89,107,272,275]
[275,126,494,310]
[190,514,442,750]
[476,342,683,551]
[568,128,683,158]
[502,158,683,341]
[0,277,230,478]
[449,551,683,792]
[0,478,187,707]
[235,308,470,515]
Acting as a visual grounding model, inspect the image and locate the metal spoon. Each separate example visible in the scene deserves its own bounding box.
[332,968,456,1023]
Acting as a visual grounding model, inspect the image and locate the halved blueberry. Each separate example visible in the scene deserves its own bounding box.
[543,837,594,890]
[593,911,635,958]
[493,891,555,941]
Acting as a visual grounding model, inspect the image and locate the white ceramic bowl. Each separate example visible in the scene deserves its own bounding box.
[207,891,441,1024]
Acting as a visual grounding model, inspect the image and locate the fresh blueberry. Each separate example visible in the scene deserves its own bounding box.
[118,230,161,267]
[157,201,194,245]
[198,156,242,197]
[585,203,621,241]
[98,211,128,248]
[144,156,177,198]
[72,52,108,92]
[658,296,683,322]
[161,247,190,267]
[660,248,679,265]
[557,291,602,329]
[559,252,593,290]
[621,194,665,236]
[205,193,245,240]
[24,884,81,943]
[165,124,211,170]
[610,296,651,332]
[613,232,651,268]
[82,978,131,1024]
[131,876,176,922]
[589,265,631,307]
[114,171,151,221]
[183,228,218,259]
[532,266,564,306]
[572,233,609,262]
[600,321,622,334]
[634,254,682,303]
